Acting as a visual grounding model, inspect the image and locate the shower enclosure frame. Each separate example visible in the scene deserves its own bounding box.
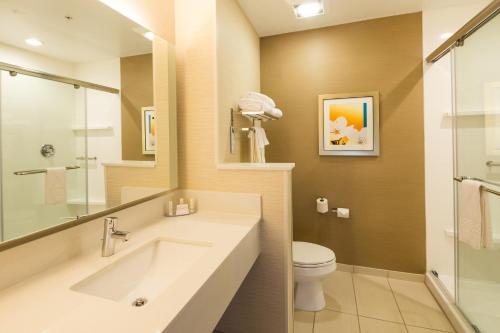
[426,1,500,332]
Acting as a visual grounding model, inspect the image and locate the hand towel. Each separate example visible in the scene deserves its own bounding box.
[249,127,269,163]
[45,167,66,205]
[458,180,484,249]
[245,92,276,108]
[482,189,493,249]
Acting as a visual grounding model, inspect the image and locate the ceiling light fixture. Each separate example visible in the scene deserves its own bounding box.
[25,38,43,47]
[143,31,155,41]
[294,1,324,19]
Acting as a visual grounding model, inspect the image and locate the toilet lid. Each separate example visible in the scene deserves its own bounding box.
[293,242,336,266]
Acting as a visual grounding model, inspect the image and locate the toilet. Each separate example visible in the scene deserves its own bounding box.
[293,241,336,311]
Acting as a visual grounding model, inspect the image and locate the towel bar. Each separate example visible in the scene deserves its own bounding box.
[14,166,80,176]
[454,176,500,196]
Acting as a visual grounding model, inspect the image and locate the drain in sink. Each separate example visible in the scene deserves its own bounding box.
[132,297,148,307]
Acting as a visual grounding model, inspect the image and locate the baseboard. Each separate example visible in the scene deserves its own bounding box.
[336,263,425,282]
[425,272,475,333]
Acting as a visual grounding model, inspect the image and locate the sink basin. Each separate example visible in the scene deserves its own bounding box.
[71,238,211,306]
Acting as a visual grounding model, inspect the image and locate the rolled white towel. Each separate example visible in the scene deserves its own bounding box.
[245,92,276,108]
[239,97,273,113]
[270,108,283,119]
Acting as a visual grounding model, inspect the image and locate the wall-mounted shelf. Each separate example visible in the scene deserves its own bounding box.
[443,112,499,117]
[67,198,106,206]
[72,125,113,131]
[445,228,500,243]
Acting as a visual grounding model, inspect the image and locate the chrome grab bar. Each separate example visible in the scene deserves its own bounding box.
[14,166,80,176]
[454,176,500,196]
[486,161,500,167]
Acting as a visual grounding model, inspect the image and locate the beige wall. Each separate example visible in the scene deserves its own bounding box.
[175,0,293,331]
[120,54,155,161]
[99,0,175,43]
[261,13,426,273]
[217,0,260,163]
[105,39,178,206]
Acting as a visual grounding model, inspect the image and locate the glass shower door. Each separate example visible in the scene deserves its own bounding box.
[454,13,500,333]
[0,71,88,241]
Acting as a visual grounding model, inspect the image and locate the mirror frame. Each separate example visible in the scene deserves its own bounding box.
[0,190,168,252]
[0,2,177,253]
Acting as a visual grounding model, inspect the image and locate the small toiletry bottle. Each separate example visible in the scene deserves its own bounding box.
[176,198,190,216]
[168,200,174,216]
[189,198,196,213]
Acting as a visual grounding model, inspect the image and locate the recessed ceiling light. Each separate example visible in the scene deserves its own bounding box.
[25,38,43,46]
[143,31,154,41]
[440,32,453,40]
[294,1,324,19]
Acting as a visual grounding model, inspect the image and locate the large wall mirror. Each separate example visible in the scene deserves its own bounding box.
[0,0,177,244]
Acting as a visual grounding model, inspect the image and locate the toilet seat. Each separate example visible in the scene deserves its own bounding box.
[293,242,336,268]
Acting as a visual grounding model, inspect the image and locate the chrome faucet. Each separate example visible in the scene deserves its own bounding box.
[101,217,130,257]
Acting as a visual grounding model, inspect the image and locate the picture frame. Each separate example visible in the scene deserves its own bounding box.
[318,91,380,156]
[141,106,156,155]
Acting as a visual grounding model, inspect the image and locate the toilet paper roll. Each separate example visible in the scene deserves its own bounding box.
[337,208,350,219]
[316,197,329,214]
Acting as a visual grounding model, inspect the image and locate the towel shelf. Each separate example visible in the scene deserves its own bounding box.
[232,108,280,121]
[14,166,81,176]
[454,176,500,196]
[240,110,280,121]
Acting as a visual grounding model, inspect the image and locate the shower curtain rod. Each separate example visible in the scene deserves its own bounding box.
[426,0,500,63]
[0,61,120,94]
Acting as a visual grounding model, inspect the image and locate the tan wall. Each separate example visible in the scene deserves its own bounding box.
[120,54,155,161]
[261,13,426,273]
[175,0,293,331]
[217,0,260,163]
[105,39,178,207]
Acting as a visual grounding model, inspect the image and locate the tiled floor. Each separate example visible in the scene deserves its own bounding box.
[294,270,455,333]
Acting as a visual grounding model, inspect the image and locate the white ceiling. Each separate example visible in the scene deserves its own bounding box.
[0,0,152,64]
[238,0,425,37]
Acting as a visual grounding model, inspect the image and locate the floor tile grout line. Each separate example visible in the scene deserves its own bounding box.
[312,311,316,333]
[387,276,408,327]
[357,314,407,325]
[387,278,455,333]
[405,323,455,333]
[350,272,362,332]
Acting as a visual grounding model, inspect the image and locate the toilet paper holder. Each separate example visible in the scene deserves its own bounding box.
[316,197,349,218]
[332,207,350,219]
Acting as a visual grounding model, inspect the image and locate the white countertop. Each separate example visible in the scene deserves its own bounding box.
[0,212,260,333]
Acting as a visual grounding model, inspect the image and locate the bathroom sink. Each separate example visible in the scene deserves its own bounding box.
[71,238,211,306]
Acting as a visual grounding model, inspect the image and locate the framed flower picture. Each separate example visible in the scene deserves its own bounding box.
[141,106,156,155]
[318,91,380,156]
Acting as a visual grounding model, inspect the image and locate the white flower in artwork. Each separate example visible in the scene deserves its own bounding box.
[346,127,368,145]
[330,116,367,146]
[330,117,351,139]
[357,128,368,145]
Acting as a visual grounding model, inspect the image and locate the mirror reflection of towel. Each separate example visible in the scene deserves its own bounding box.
[45,167,66,205]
